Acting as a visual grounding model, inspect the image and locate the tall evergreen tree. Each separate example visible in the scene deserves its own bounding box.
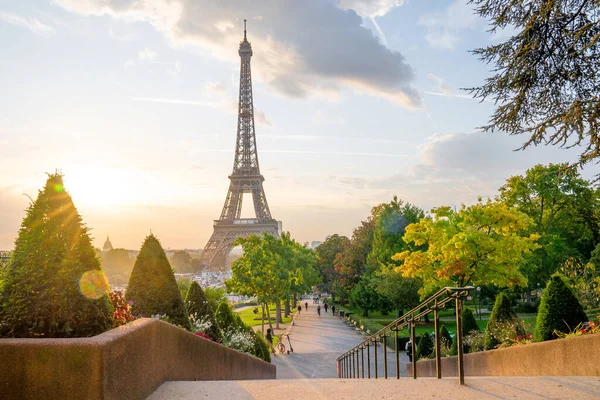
[0,173,112,338]
[484,293,524,350]
[185,281,221,341]
[534,274,588,341]
[126,235,190,329]
[214,301,236,331]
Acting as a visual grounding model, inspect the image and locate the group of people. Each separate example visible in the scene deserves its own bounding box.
[297,300,335,317]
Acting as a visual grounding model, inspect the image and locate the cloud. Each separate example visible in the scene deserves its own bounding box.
[108,27,136,41]
[0,11,55,37]
[418,0,478,51]
[131,97,220,107]
[55,0,420,108]
[312,111,346,125]
[337,0,405,18]
[423,73,486,101]
[137,48,157,61]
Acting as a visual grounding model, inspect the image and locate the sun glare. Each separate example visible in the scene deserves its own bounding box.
[65,167,142,208]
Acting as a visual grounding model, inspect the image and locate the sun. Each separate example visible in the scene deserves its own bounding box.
[64,166,141,208]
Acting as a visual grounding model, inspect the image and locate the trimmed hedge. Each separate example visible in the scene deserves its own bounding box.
[126,235,190,329]
[215,301,236,331]
[185,281,221,341]
[534,274,588,341]
[416,332,434,359]
[484,292,523,350]
[0,173,112,338]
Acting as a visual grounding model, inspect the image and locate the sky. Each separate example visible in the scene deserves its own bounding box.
[1,0,598,251]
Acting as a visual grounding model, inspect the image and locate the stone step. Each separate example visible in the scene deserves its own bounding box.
[148,376,600,400]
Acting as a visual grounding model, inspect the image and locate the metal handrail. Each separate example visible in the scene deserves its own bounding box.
[336,286,474,384]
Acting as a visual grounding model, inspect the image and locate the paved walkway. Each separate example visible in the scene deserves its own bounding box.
[272,307,407,379]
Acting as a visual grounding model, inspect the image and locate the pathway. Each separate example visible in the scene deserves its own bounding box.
[272,307,407,379]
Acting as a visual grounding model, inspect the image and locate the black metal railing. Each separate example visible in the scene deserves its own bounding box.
[336,286,474,384]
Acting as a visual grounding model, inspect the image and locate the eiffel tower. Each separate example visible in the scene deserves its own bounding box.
[199,21,280,271]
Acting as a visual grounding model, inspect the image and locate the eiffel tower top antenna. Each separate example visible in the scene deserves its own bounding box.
[244,19,247,40]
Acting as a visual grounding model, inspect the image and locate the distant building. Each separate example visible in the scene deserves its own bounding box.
[311,241,322,249]
[103,236,113,252]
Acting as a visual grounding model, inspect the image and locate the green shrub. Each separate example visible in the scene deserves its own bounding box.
[534,274,588,341]
[253,330,272,363]
[185,281,221,341]
[204,287,227,312]
[0,173,112,338]
[462,308,480,335]
[215,301,236,331]
[484,292,524,349]
[126,235,190,329]
[416,332,434,359]
[440,325,452,347]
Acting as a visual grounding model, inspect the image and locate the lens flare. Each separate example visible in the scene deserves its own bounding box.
[79,270,109,299]
[54,184,64,192]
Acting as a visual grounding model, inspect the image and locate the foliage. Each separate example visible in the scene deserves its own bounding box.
[463,330,485,353]
[315,234,350,293]
[485,293,524,349]
[349,272,389,317]
[177,278,192,300]
[372,263,421,315]
[204,286,227,312]
[214,301,236,331]
[468,0,600,167]
[499,164,600,286]
[554,318,600,339]
[561,256,600,309]
[169,250,194,273]
[534,274,588,341]
[254,331,272,362]
[416,332,434,360]
[109,290,135,328]
[185,281,221,341]
[126,234,190,329]
[367,196,425,267]
[394,199,539,295]
[0,173,112,338]
[462,308,480,336]
[440,325,452,348]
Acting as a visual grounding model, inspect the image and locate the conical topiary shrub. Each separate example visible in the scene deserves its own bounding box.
[534,274,588,341]
[185,281,221,341]
[484,292,524,350]
[416,332,434,359]
[126,235,190,329]
[462,308,480,335]
[440,325,452,348]
[215,301,236,332]
[254,331,272,363]
[0,172,112,338]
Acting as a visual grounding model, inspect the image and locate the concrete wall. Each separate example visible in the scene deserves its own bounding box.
[407,333,600,377]
[0,318,275,400]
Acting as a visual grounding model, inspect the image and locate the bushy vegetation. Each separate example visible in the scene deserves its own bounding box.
[126,235,190,329]
[485,293,524,350]
[0,173,112,338]
[185,281,221,341]
[534,274,588,341]
[215,301,236,331]
[416,332,434,359]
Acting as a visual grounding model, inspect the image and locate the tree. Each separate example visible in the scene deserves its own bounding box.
[499,164,600,287]
[559,257,600,309]
[462,308,480,336]
[126,235,190,329]
[485,292,524,350]
[469,0,600,167]
[534,274,588,341]
[372,265,421,316]
[440,325,452,348]
[0,172,112,338]
[170,250,194,273]
[394,199,539,296]
[214,301,236,331]
[315,234,350,293]
[185,281,221,341]
[349,273,389,317]
[204,286,227,313]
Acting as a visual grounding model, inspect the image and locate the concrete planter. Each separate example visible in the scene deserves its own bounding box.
[407,332,600,377]
[0,318,275,400]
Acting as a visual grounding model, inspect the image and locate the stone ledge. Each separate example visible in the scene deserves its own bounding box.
[0,318,275,400]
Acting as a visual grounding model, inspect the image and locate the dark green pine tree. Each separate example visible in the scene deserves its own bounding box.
[484,292,524,350]
[126,235,190,329]
[0,173,112,338]
[416,332,434,360]
[439,325,452,348]
[534,274,588,342]
[462,308,480,335]
[214,301,236,332]
[185,281,221,341]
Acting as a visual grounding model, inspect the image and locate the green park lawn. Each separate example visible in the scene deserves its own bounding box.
[235,303,296,328]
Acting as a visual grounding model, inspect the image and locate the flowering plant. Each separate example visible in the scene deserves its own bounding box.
[109,290,135,328]
[554,318,600,339]
[222,327,256,353]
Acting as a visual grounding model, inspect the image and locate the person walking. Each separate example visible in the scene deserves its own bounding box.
[324,303,329,313]
[317,304,321,316]
[297,305,302,314]
[405,339,413,363]
[266,328,277,356]
[305,302,308,311]
[331,304,336,316]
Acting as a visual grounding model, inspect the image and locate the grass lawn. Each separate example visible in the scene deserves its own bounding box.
[235,303,295,328]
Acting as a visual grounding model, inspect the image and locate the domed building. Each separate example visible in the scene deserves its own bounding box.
[103,236,113,252]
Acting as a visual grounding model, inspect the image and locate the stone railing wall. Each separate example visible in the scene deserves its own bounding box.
[407,333,600,377]
[0,318,275,400]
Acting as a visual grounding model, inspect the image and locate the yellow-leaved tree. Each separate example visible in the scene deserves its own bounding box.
[393,199,540,296]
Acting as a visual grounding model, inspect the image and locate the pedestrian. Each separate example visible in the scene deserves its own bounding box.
[332,305,336,315]
[266,328,277,356]
[317,304,321,316]
[305,302,308,311]
[297,305,302,314]
[405,339,413,363]
[324,303,328,313]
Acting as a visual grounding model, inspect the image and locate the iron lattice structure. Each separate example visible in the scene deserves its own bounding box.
[199,22,280,271]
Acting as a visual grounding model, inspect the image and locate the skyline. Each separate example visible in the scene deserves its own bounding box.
[1,0,598,251]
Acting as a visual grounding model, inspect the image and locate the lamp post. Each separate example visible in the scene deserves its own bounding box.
[476,286,482,321]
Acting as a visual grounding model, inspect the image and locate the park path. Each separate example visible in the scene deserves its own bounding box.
[272,306,408,379]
